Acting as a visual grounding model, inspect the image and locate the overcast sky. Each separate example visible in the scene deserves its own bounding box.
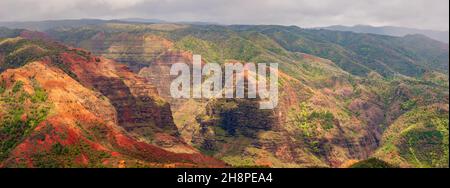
[0,0,448,31]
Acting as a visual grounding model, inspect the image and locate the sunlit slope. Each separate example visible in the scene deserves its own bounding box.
[3,23,447,167]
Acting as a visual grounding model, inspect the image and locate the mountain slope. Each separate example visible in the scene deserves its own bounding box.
[46,23,449,78]
[228,25,449,77]
[0,35,225,167]
[1,23,448,168]
[36,23,449,167]
[322,25,449,44]
[375,104,448,167]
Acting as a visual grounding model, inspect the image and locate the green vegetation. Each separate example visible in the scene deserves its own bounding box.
[175,36,222,63]
[31,141,111,168]
[309,111,335,130]
[350,158,397,168]
[228,25,447,77]
[0,33,83,83]
[0,79,5,94]
[0,79,50,160]
[47,24,449,79]
[287,103,337,154]
[0,37,64,72]
[31,80,47,103]
[49,55,79,81]
[376,107,449,168]
[398,128,445,167]
[289,103,336,137]
[222,155,256,167]
[400,99,417,111]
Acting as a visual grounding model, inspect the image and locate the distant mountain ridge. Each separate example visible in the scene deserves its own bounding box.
[2,20,447,43]
[10,20,442,78]
[322,25,449,44]
[0,18,219,31]
[0,19,108,31]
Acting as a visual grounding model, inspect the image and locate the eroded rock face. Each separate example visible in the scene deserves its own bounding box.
[138,50,212,145]
[0,35,227,167]
[84,41,389,167]
[139,50,195,103]
[41,27,448,168]
[0,60,224,167]
[72,33,175,72]
[55,51,194,149]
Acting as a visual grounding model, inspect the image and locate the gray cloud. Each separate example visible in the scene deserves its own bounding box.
[0,0,448,31]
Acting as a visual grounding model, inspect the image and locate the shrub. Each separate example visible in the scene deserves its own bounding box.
[350,158,397,168]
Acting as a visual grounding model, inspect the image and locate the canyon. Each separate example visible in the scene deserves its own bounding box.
[0,21,448,168]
